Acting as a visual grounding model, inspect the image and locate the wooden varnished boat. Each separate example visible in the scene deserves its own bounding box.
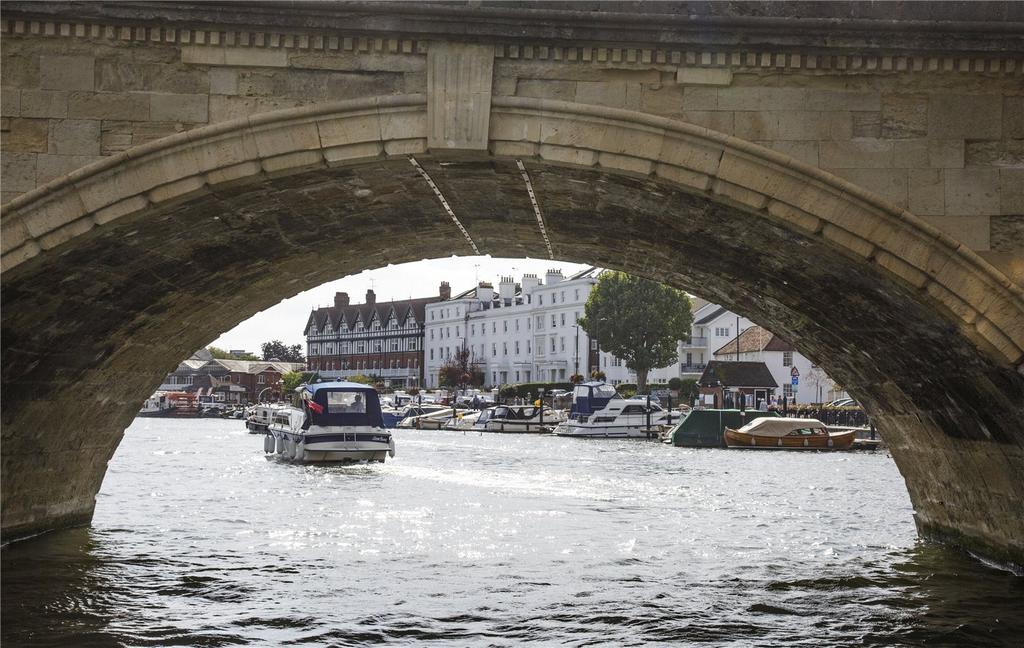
[724,417,856,450]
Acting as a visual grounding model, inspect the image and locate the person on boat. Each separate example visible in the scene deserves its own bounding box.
[352,393,366,413]
[472,395,481,410]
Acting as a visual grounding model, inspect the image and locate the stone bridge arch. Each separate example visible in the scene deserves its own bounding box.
[2,95,1023,568]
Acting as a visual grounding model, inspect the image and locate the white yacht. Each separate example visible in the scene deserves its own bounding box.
[482,404,566,433]
[245,403,284,434]
[264,381,395,463]
[552,382,675,438]
[398,406,469,430]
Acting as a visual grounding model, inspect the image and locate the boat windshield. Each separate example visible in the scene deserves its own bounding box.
[592,384,617,399]
[308,388,383,427]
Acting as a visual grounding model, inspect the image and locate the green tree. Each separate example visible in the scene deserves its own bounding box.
[281,370,307,393]
[207,346,258,360]
[261,339,305,363]
[580,271,693,393]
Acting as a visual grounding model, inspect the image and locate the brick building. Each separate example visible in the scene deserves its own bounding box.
[304,286,446,388]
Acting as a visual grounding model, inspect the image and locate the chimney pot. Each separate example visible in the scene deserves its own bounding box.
[365,289,376,305]
[334,292,349,308]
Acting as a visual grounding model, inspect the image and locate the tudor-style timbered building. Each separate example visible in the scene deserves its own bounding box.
[304,286,449,388]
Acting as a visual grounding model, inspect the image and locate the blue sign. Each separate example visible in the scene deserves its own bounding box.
[791,376,799,385]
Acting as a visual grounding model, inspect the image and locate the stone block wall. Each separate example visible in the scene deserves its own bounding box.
[494,52,1022,268]
[1,15,1021,274]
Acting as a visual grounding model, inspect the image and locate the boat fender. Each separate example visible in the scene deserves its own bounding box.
[777,438,782,447]
[296,441,305,462]
[828,438,834,448]
[750,437,756,446]
[264,434,273,453]
[388,437,396,458]
[803,438,809,447]
[276,436,284,454]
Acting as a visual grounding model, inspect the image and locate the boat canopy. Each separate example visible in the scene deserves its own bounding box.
[735,417,827,437]
[571,382,618,416]
[301,382,384,428]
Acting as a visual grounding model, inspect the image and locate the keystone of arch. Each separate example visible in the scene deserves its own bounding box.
[1,94,1021,368]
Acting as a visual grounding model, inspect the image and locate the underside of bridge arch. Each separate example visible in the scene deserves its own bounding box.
[2,99,1022,568]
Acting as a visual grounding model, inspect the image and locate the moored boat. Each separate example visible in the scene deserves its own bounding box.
[552,381,675,438]
[724,417,856,450]
[264,381,395,463]
[245,403,283,434]
[666,409,778,447]
[483,404,566,433]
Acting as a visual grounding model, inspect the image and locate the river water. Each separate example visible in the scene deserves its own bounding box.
[3,418,1021,647]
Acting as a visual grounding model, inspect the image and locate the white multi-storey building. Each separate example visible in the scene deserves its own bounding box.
[677,302,754,378]
[424,268,681,389]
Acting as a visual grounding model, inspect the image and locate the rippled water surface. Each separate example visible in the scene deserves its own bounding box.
[3,418,1022,647]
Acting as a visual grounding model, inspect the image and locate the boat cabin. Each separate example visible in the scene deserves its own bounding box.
[569,382,619,419]
[299,381,384,429]
[737,417,828,437]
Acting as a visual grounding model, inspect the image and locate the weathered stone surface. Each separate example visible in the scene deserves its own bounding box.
[47,119,101,156]
[764,140,818,166]
[852,111,882,138]
[181,45,287,68]
[149,93,208,122]
[735,111,778,140]
[945,168,1001,215]
[909,168,945,215]
[34,153,104,184]
[97,61,208,95]
[834,167,908,207]
[327,72,403,100]
[676,67,732,86]
[991,215,1024,252]
[68,92,150,121]
[39,55,94,91]
[1,88,20,117]
[19,89,68,118]
[1001,169,1024,214]
[3,117,49,152]
[427,42,493,150]
[965,140,1024,168]
[924,215,991,250]
[881,94,928,138]
[0,151,36,191]
[208,69,238,95]
[821,139,893,168]
[928,94,1002,139]
[1006,97,1024,139]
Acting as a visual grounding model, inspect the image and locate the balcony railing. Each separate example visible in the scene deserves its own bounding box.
[679,363,707,373]
[680,337,708,348]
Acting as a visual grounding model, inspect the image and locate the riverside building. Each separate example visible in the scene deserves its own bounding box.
[423,268,680,389]
[304,286,447,388]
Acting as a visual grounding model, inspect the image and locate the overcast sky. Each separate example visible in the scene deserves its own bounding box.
[210,256,589,354]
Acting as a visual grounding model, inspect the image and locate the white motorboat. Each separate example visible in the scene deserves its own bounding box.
[245,403,283,434]
[482,404,566,433]
[443,409,485,430]
[552,382,675,438]
[264,381,395,463]
[398,406,470,430]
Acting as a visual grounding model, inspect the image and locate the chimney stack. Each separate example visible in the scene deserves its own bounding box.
[365,289,376,305]
[498,275,515,303]
[439,281,451,300]
[476,281,494,303]
[334,292,349,308]
[545,268,564,285]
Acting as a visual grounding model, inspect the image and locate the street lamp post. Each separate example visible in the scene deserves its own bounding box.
[573,324,580,376]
